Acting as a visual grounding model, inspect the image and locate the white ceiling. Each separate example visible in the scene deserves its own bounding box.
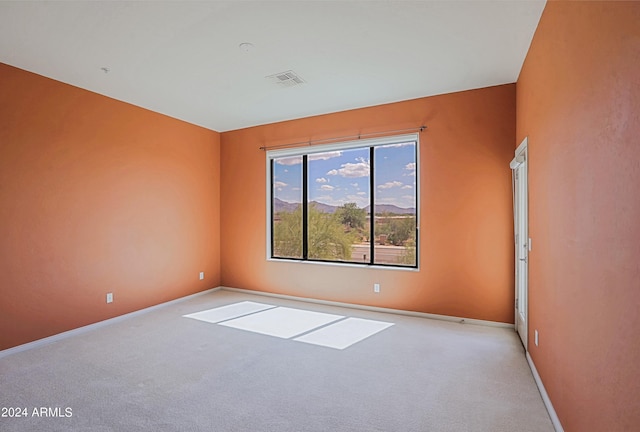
[0,1,545,132]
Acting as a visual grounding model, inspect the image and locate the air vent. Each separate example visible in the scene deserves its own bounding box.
[266,70,306,88]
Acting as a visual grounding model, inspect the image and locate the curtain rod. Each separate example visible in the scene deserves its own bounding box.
[259,125,427,151]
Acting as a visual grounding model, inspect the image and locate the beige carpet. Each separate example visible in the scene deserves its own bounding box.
[0,290,554,431]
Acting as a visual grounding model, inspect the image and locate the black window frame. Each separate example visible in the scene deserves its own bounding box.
[268,135,419,269]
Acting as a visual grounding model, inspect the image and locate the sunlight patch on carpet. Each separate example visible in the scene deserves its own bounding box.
[295,317,394,349]
[183,302,395,349]
[183,301,275,324]
[219,307,344,339]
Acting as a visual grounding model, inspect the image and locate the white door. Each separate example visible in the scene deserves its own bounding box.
[511,138,528,350]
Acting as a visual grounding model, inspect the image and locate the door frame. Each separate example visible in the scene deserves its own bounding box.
[510,137,529,350]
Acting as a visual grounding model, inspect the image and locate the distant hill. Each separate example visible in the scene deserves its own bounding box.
[365,204,416,215]
[309,201,338,213]
[274,198,414,215]
[273,197,300,213]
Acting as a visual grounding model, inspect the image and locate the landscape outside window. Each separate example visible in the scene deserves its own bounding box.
[271,140,417,267]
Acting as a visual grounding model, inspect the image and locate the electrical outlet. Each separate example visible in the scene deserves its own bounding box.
[106,293,113,304]
[199,272,204,280]
[374,283,380,293]
[534,329,539,346]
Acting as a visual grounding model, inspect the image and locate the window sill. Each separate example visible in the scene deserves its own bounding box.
[266,257,419,272]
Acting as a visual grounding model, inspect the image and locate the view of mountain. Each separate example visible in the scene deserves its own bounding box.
[273,197,300,213]
[365,204,416,215]
[309,201,339,214]
[273,198,415,215]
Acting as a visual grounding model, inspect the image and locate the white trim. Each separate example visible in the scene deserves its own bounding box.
[527,352,564,432]
[266,153,272,259]
[0,287,222,359]
[265,132,420,268]
[1,285,512,360]
[221,286,513,329]
[509,154,525,169]
[267,133,419,158]
[512,136,529,350]
[266,256,419,272]
[515,136,528,157]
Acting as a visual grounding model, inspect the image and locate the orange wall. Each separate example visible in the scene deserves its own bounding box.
[221,84,516,323]
[517,2,640,430]
[0,63,221,351]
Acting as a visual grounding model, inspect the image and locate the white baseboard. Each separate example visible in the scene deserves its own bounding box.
[221,286,514,329]
[0,286,222,360]
[1,285,513,360]
[526,352,564,432]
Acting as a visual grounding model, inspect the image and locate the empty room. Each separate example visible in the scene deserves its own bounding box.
[0,1,638,431]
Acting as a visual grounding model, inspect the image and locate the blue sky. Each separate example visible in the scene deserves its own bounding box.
[273,142,416,209]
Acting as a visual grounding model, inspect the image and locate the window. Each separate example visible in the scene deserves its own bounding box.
[269,134,418,268]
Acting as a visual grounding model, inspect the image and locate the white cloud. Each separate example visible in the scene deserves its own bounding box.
[377,181,403,190]
[316,177,328,183]
[327,157,370,178]
[275,156,302,166]
[346,195,369,207]
[357,191,366,195]
[404,162,416,176]
[314,195,348,206]
[274,181,287,191]
[350,183,359,188]
[320,185,335,191]
[401,185,413,189]
[308,151,342,161]
[339,162,369,177]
